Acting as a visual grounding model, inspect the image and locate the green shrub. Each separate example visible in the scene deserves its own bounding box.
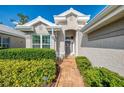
[0,48,56,61]
[0,59,56,87]
[76,56,124,87]
[76,56,92,74]
[84,67,124,87]
[0,46,6,49]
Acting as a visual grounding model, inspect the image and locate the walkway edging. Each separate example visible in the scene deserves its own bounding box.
[54,68,61,87]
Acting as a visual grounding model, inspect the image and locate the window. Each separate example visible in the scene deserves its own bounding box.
[0,37,1,47]
[0,37,10,48]
[42,35,50,48]
[32,35,40,48]
[32,35,50,48]
[3,38,10,48]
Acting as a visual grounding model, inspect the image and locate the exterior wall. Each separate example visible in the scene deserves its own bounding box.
[34,22,49,35]
[24,22,55,49]
[55,31,60,57]
[78,31,84,55]
[56,15,86,58]
[25,34,32,48]
[86,17,124,49]
[65,30,75,37]
[75,31,79,56]
[84,35,124,49]
[79,17,124,76]
[66,15,78,30]
[0,33,25,48]
[56,29,65,58]
[79,48,124,76]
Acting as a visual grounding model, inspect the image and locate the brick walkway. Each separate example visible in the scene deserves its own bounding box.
[55,56,84,87]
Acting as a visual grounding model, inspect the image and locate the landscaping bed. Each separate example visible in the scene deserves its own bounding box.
[0,48,57,87]
[76,56,124,87]
[0,48,56,61]
[0,59,56,87]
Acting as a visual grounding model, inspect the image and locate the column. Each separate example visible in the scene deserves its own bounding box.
[40,35,42,48]
[75,30,79,56]
[50,27,55,49]
[61,29,65,57]
[26,35,32,48]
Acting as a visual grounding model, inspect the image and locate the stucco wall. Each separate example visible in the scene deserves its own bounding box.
[79,48,124,76]
[34,22,49,35]
[57,29,65,58]
[66,15,78,29]
[0,33,25,48]
[78,17,124,76]
[84,17,124,49]
[25,22,55,49]
[57,15,82,58]
[25,34,32,48]
[84,35,124,49]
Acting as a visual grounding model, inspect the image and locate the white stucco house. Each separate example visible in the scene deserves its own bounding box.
[16,8,90,58]
[0,5,124,76]
[15,5,124,76]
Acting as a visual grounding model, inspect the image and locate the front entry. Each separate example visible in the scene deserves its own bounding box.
[65,40,74,56]
[65,30,76,56]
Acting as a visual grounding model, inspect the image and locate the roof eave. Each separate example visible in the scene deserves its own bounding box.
[55,8,88,17]
[21,16,57,27]
[81,5,123,34]
[0,30,25,38]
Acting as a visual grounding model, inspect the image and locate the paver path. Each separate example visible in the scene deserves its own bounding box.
[55,56,84,87]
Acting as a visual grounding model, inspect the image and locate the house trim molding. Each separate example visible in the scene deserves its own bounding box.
[81,5,124,34]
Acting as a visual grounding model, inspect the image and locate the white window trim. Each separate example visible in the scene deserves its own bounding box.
[42,35,51,48]
[32,34,51,48]
[32,34,41,48]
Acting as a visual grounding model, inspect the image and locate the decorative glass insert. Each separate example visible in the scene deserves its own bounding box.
[32,35,40,48]
[42,35,50,48]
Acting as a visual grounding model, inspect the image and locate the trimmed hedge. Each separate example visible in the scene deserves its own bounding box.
[0,48,56,61]
[76,56,92,74]
[0,47,6,49]
[84,67,124,87]
[0,59,56,87]
[76,56,124,87]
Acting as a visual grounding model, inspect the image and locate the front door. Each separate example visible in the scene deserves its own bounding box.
[65,40,73,56]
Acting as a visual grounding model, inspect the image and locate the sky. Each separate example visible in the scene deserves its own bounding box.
[0,5,106,27]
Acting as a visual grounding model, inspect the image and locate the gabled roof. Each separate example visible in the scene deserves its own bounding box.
[22,16,57,27]
[0,24,25,38]
[55,8,88,17]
